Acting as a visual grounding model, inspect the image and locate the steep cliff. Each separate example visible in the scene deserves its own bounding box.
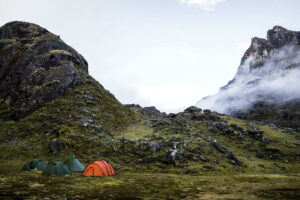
[197,26,300,128]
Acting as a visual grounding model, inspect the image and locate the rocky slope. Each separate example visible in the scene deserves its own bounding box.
[0,22,299,175]
[0,21,89,119]
[197,26,300,129]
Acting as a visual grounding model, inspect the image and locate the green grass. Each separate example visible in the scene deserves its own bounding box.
[0,162,299,200]
[0,68,300,199]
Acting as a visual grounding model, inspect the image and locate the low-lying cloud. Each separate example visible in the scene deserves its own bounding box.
[179,0,226,10]
[197,44,300,114]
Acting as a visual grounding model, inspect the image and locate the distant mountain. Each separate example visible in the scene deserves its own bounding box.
[197,26,300,128]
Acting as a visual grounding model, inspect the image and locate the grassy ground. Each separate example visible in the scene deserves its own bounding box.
[0,162,299,200]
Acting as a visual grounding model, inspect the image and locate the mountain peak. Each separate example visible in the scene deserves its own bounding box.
[0,21,89,119]
[267,25,300,48]
[197,25,300,128]
[240,26,300,69]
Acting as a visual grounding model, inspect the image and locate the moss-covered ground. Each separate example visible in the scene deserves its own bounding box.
[0,68,299,199]
[1,21,299,199]
[0,161,299,200]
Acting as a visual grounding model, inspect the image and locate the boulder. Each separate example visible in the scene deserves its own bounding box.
[184,106,202,114]
[256,149,264,158]
[161,149,179,164]
[148,141,160,152]
[48,138,65,154]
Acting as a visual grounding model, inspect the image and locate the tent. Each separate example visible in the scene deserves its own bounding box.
[43,162,71,175]
[83,160,115,177]
[64,154,85,173]
[23,159,47,171]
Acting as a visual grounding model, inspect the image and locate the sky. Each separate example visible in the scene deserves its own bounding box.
[0,0,299,113]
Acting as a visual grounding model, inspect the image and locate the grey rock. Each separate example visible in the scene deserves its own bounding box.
[161,149,179,164]
[180,168,191,174]
[256,149,264,158]
[148,141,160,152]
[184,106,202,113]
[203,165,214,169]
[48,138,65,154]
[211,140,227,153]
[135,151,145,157]
[200,156,208,162]
[0,21,88,119]
[203,109,211,115]
[262,137,270,144]
[168,113,177,118]
[81,108,89,113]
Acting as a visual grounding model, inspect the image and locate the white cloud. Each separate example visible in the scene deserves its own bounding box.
[179,0,226,10]
[197,45,300,114]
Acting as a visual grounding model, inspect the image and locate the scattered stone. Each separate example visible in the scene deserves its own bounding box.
[203,109,211,115]
[262,137,270,144]
[226,152,241,167]
[203,165,214,169]
[247,129,264,140]
[94,126,102,133]
[81,108,89,113]
[48,138,65,154]
[230,123,239,128]
[148,141,160,152]
[200,156,208,162]
[152,154,158,160]
[180,168,191,174]
[168,113,176,118]
[161,149,179,164]
[135,151,145,157]
[211,140,228,153]
[184,106,202,113]
[294,142,300,147]
[256,149,264,158]
[191,114,206,121]
[258,164,265,168]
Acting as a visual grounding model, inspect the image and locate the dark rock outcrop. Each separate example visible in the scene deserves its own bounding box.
[48,138,65,154]
[240,26,300,70]
[198,26,300,129]
[0,21,88,119]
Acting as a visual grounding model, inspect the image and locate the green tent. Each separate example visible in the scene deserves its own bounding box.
[43,162,71,175]
[23,159,47,171]
[64,154,85,173]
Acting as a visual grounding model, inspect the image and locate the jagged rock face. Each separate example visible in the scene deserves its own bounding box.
[240,26,300,70]
[197,26,300,128]
[0,21,88,119]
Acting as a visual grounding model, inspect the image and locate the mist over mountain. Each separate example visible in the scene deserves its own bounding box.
[197,26,300,128]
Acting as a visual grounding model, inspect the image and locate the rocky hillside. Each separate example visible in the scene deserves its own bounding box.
[0,21,89,119]
[0,22,299,175]
[0,21,135,143]
[197,26,300,129]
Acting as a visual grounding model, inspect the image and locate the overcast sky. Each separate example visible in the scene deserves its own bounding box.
[0,0,299,112]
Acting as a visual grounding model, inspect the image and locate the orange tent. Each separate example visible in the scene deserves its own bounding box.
[82,160,115,177]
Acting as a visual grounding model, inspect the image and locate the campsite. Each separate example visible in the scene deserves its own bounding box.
[1,1,300,199]
[1,158,299,199]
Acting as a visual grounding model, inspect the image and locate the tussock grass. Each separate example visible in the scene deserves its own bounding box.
[0,162,299,200]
